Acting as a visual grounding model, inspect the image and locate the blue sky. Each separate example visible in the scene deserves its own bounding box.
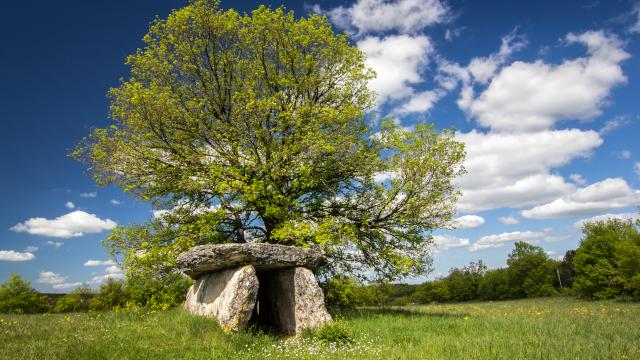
[1,0,639,291]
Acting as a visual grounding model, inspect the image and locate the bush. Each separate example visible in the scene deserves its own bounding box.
[322,276,361,310]
[125,272,192,310]
[89,278,129,311]
[0,274,49,314]
[315,320,353,344]
[55,286,94,313]
[55,293,84,313]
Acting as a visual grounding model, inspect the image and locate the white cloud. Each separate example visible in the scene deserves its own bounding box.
[456,129,602,211]
[84,259,117,267]
[498,216,519,225]
[373,171,395,183]
[469,231,544,252]
[395,89,445,114]
[569,174,587,186]
[52,282,83,290]
[37,271,66,285]
[11,210,117,238]
[0,250,35,262]
[599,115,630,135]
[450,215,485,229]
[91,264,125,284]
[543,235,573,243]
[521,178,640,219]
[631,3,640,33]
[357,34,433,104]
[105,265,122,274]
[461,31,629,132]
[574,212,640,229]
[324,0,450,35]
[110,199,121,205]
[79,192,97,198]
[65,201,75,209]
[620,150,631,159]
[47,241,64,248]
[433,234,470,250]
[24,245,39,252]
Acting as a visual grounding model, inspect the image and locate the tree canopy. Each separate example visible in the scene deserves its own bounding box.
[74,0,465,281]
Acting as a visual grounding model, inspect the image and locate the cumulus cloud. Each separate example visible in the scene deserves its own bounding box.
[469,231,544,252]
[456,129,602,211]
[433,234,470,250]
[574,212,640,229]
[0,250,35,261]
[84,259,117,267]
[498,216,519,225]
[569,174,587,186]
[10,210,117,238]
[110,199,121,205]
[395,89,445,114]
[24,245,39,252]
[79,192,97,198]
[521,178,640,219]
[65,201,75,209]
[91,265,125,284]
[460,31,629,132]
[37,271,83,290]
[47,241,64,248]
[450,215,485,229]
[357,34,433,104]
[37,271,66,285]
[323,0,450,35]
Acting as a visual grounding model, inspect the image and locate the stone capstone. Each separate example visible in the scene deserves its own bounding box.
[179,243,332,336]
[184,265,259,332]
[177,243,325,279]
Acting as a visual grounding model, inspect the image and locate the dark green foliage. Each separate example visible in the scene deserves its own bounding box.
[558,250,576,289]
[573,218,640,299]
[89,279,129,311]
[54,286,94,313]
[0,274,49,314]
[477,268,512,301]
[506,242,557,298]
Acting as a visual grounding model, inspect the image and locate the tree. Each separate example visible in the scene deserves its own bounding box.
[0,274,49,314]
[573,218,640,299]
[73,0,465,282]
[506,242,557,298]
[557,250,576,289]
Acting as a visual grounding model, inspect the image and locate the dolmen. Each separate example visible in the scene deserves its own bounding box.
[177,243,332,336]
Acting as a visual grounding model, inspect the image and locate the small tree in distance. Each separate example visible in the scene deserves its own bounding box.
[73,0,465,282]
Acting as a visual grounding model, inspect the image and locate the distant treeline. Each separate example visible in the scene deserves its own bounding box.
[322,217,640,309]
[2,217,639,314]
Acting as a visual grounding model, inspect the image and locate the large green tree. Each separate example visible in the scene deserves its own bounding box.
[74,0,465,281]
[573,218,640,299]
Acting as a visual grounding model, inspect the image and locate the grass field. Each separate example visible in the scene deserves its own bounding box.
[1,297,639,359]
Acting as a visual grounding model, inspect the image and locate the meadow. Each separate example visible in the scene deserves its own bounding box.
[1,297,638,360]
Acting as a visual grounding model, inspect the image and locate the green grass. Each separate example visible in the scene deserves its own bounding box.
[1,297,639,359]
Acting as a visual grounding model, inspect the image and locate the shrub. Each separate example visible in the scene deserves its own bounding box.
[0,274,49,314]
[322,276,361,310]
[315,320,353,344]
[89,278,129,311]
[55,293,84,313]
[125,272,191,310]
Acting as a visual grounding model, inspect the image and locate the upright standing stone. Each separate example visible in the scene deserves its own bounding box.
[184,265,259,332]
